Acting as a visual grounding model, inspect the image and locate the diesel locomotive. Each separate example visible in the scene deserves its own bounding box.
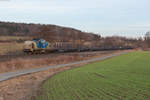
[23,38,133,54]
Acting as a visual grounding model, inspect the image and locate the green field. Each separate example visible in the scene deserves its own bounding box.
[36,52,150,100]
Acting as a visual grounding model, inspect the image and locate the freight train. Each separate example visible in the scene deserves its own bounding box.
[23,39,133,54]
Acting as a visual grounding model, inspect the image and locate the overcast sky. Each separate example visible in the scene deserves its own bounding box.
[0,0,150,37]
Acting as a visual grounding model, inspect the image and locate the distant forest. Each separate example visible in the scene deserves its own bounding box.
[0,21,40,36]
[0,21,101,42]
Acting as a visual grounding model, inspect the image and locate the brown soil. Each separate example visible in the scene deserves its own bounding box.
[0,66,73,100]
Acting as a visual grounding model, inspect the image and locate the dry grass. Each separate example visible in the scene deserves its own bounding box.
[0,36,30,41]
[0,42,23,55]
[0,36,31,55]
[0,54,84,73]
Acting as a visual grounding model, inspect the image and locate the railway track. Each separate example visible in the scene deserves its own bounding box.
[0,52,128,82]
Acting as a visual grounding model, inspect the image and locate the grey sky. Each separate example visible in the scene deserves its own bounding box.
[0,0,150,37]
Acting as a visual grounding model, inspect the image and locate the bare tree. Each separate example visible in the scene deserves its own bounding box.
[145,31,150,48]
[35,26,57,42]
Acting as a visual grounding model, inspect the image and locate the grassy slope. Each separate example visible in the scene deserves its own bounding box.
[0,43,23,55]
[36,52,150,100]
[0,36,30,55]
[0,36,30,41]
